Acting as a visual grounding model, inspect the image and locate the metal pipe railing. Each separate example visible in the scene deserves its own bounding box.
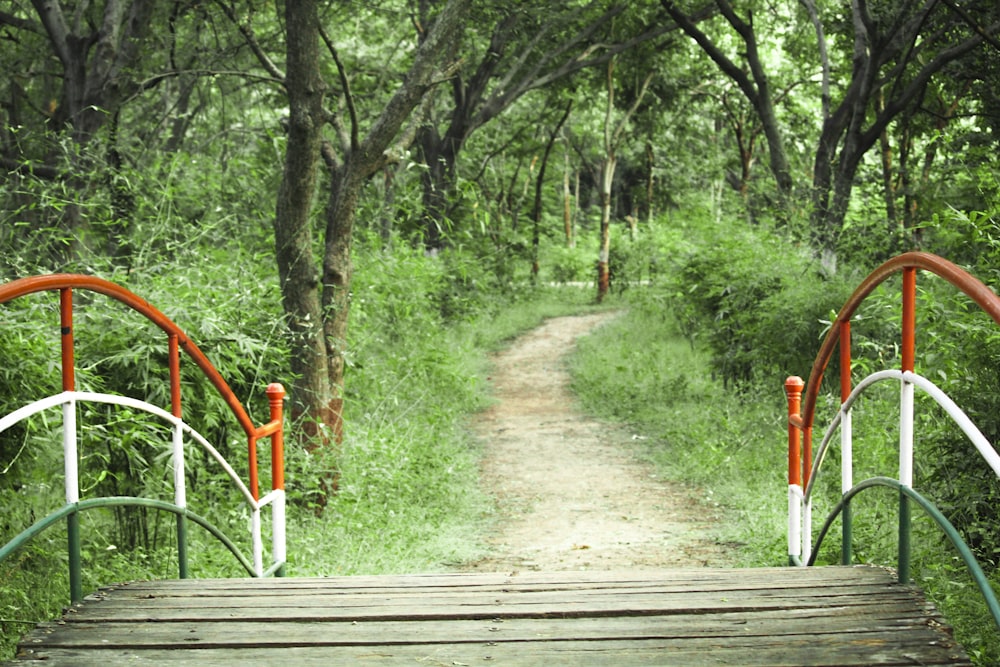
[785,252,1000,604]
[0,275,287,603]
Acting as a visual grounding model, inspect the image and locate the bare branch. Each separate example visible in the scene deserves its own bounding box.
[321,138,343,173]
[29,0,73,65]
[864,22,1000,149]
[798,0,830,119]
[611,70,655,147]
[359,0,469,179]
[320,27,359,151]
[661,1,757,106]
[0,10,42,33]
[214,0,285,82]
[942,0,1000,52]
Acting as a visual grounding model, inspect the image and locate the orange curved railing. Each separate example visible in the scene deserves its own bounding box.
[783,252,1000,627]
[790,252,1000,450]
[0,274,285,500]
[0,275,286,601]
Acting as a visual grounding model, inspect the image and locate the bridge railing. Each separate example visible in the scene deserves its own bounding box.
[0,275,287,603]
[784,251,1000,628]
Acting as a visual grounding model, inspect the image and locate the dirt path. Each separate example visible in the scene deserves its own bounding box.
[464,311,729,572]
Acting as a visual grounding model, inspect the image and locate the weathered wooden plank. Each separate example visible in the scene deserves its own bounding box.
[13,633,971,667]
[25,602,949,648]
[55,591,922,624]
[88,580,907,607]
[107,565,898,595]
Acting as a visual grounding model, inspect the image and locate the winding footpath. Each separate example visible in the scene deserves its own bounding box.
[465,311,729,572]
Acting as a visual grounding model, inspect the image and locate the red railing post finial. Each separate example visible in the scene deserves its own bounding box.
[785,376,805,487]
[267,383,286,492]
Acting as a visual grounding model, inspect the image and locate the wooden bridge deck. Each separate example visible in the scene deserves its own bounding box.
[7,566,969,666]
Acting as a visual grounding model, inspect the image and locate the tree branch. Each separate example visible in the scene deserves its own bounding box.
[320,27,360,151]
[942,0,1000,52]
[611,70,655,147]
[798,0,830,119]
[215,0,286,82]
[661,1,757,106]
[359,0,469,180]
[863,23,1000,150]
[0,10,42,33]
[29,0,72,65]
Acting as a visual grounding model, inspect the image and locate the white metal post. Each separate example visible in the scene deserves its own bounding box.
[172,423,186,509]
[788,484,801,563]
[899,378,914,487]
[272,491,286,568]
[841,409,853,493]
[251,507,263,577]
[63,397,79,504]
[802,498,813,565]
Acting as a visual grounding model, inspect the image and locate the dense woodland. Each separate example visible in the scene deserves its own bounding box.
[2,0,1000,662]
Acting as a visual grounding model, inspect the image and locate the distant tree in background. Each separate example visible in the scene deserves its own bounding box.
[663,0,1000,272]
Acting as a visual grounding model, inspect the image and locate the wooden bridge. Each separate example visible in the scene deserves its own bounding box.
[9,566,970,666]
[4,256,1000,665]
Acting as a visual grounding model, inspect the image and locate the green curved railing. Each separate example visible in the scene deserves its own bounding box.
[810,477,1000,629]
[0,497,264,581]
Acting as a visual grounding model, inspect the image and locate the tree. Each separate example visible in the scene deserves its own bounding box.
[596,57,654,302]
[809,0,999,271]
[530,100,573,280]
[271,0,329,439]
[663,0,1000,273]
[249,0,470,443]
[415,0,680,249]
[1,0,157,262]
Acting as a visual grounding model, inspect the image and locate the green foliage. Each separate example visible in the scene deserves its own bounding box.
[663,217,855,387]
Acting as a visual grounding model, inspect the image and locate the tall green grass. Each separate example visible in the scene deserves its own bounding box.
[569,299,789,566]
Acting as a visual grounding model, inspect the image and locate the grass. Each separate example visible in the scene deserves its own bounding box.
[568,297,789,566]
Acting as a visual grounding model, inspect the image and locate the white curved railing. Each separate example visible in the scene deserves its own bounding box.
[0,390,284,577]
[792,370,1000,565]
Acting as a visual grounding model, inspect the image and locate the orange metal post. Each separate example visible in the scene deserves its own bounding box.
[169,334,182,418]
[803,427,813,488]
[785,376,804,486]
[267,383,286,492]
[902,267,916,373]
[247,434,260,501]
[60,289,74,391]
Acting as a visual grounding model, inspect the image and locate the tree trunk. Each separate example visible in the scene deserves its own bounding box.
[597,154,616,302]
[876,89,898,235]
[531,101,573,281]
[273,0,334,439]
[563,147,574,247]
[645,141,655,225]
[595,57,653,302]
[319,0,469,408]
